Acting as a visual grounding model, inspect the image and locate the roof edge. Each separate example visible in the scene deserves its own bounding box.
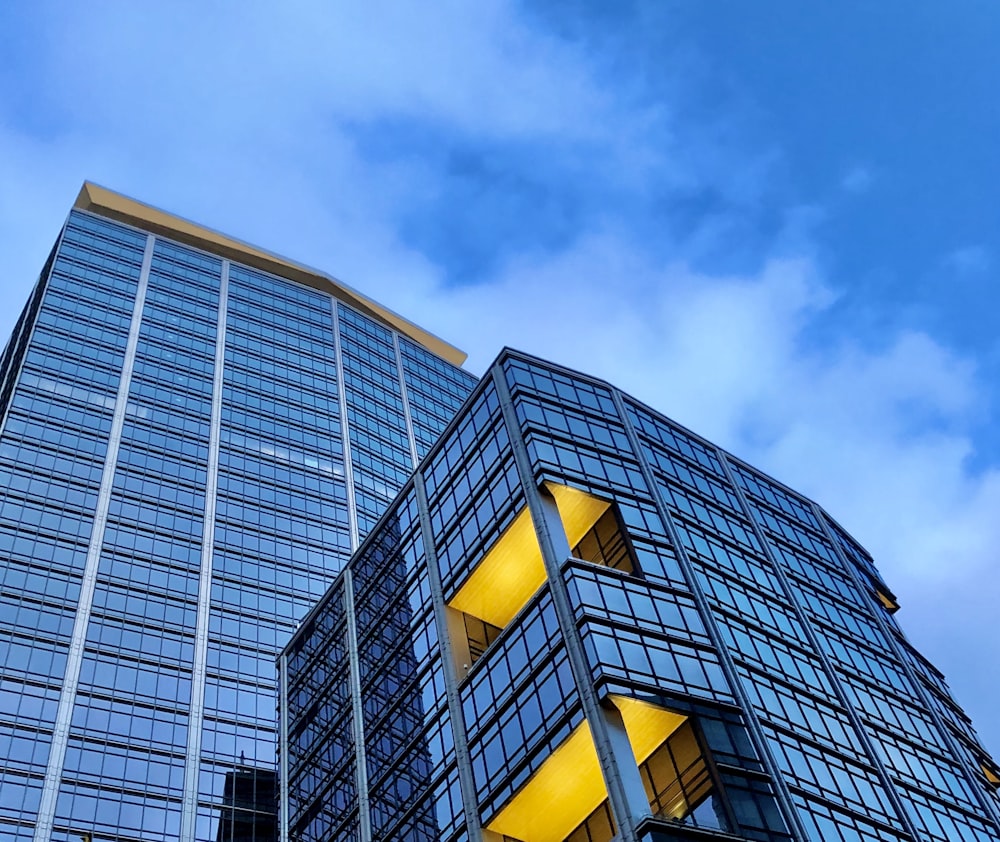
[73,182,467,367]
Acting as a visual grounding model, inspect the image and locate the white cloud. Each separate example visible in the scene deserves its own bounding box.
[362,221,1000,602]
[944,244,991,275]
[841,164,873,194]
[1,0,998,753]
[372,232,1000,751]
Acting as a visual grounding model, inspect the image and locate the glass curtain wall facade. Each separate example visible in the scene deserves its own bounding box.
[0,188,477,842]
[280,349,1000,842]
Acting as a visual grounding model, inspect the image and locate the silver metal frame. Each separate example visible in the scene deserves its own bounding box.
[715,452,921,841]
[413,475,484,838]
[393,332,420,470]
[178,259,230,842]
[33,233,156,842]
[492,365,647,842]
[332,301,360,553]
[812,503,1000,830]
[343,569,373,842]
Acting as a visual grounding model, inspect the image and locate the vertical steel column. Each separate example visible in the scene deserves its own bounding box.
[343,569,373,842]
[613,391,811,842]
[811,505,1000,831]
[331,302,360,552]
[715,453,921,840]
[492,366,646,842]
[179,259,230,842]
[413,475,485,838]
[334,301,369,840]
[392,333,420,470]
[278,653,290,842]
[33,233,156,842]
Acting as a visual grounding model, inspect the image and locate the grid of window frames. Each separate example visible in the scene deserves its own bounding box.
[0,213,147,842]
[731,462,1000,841]
[503,357,793,842]
[825,515,1000,816]
[0,206,478,842]
[195,265,349,841]
[627,399,919,841]
[282,349,999,842]
[336,304,417,538]
[352,489,463,842]
[284,576,356,842]
[397,336,478,463]
[54,237,222,841]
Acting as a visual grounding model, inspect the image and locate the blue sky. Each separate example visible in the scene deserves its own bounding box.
[2,1,998,756]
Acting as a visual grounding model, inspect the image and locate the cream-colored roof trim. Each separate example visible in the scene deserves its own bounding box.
[73,182,467,367]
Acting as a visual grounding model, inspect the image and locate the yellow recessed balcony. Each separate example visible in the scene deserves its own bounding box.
[485,696,717,842]
[448,484,640,674]
[611,694,688,765]
[874,586,900,614]
[546,483,612,549]
[983,763,1000,789]
[547,483,636,574]
[447,505,547,672]
[448,506,546,631]
[486,719,608,842]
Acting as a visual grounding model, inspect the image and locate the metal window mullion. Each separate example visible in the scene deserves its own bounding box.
[612,390,811,842]
[178,259,230,842]
[413,475,483,838]
[715,453,922,841]
[278,653,291,842]
[332,301,360,552]
[492,366,644,842]
[811,503,1000,831]
[32,232,156,842]
[343,569,373,842]
[392,332,420,470]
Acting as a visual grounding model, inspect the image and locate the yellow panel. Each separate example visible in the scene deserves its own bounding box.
[73,182,467,366]
[875,588,900,614]
[547,483,611,549]
[487,721,607,842]
[612,694,688,765]
[983,764,1000,786]
[448,507,546,629]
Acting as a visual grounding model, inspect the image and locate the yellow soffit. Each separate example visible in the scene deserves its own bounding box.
[875,588,900,614]
[612,694,688,765]
[547,482,611,548]
[487,721,607,842]
[72,182,467,367]
[449,507,546,629]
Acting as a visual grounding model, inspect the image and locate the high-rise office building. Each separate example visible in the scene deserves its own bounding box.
[0,184,478,842]
[280,349,1000,842]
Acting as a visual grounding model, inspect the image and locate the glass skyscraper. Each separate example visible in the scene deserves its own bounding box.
[0,184,478,842]
[281,349,1000,842]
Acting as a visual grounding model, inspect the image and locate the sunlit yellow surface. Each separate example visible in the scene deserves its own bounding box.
[448,507,546,628]
[73,182,467,366]
[875,587,900,614]
[487,721,607,842]
[547,483,611,549]
[984,764,1000,787]
[611,695,687,765]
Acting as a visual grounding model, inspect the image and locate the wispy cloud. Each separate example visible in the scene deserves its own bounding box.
[840,164,874,194]
[944,244,992,275]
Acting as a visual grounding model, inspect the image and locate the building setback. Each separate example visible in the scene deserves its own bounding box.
[280,349,1000,842]
[0,184,478,842]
